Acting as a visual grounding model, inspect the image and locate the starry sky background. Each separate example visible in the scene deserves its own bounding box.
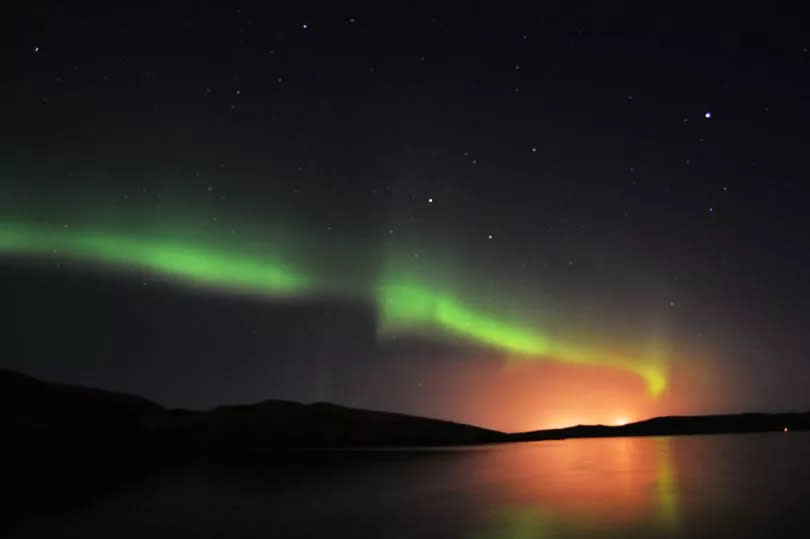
[2,3,810,430]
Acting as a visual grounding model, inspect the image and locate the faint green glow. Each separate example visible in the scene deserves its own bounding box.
[470,507,557,539]
[0,222,310,295]
[377,281,668,396]
[655,438,679,527]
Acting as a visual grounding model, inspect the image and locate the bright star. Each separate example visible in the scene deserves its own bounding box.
[705,112,712,119]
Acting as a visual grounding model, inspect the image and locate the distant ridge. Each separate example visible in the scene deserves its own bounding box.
[3,368,808,447]
[0,368,503,448]
[508,412,810,442]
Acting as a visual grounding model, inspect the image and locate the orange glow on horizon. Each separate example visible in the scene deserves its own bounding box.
[427,358,682,432]
[390,343,715,433]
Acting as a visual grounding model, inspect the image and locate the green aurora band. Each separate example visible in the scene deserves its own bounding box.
[376,281,667,396]
[0,221,667,395]
[0,222,310,295]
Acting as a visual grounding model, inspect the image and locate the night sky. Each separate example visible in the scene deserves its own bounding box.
[2,3,810,431]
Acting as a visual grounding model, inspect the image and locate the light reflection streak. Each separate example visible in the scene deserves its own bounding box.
[472,437,680,538]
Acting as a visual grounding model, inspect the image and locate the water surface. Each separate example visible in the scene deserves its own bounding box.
[14,432,810,538]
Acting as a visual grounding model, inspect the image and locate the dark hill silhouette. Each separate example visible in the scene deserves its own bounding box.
[508,412,810,442]
[204,400,502,449]
[2,367,809,528]
[0,368,165,430]
[5,368,809,451]
[0,369,501,448]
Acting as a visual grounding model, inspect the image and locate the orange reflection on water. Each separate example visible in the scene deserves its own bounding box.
[470,436,679,537]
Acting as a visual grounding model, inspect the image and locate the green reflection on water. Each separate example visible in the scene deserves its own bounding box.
[655,437,679,527]
[469,507,559,539]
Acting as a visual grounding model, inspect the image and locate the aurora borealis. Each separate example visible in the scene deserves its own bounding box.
[1,218,667,396]
[0,221,312,295]
[376,281,667,396]
[3,2,810,433]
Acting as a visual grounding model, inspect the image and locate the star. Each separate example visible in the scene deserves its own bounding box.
[302,23,308,30]
[488,234,493,239]
[427,196,433,204]
[669,301,676,307]
[704,112,712,119]
[531,147,537,152]
[33,46,39,53]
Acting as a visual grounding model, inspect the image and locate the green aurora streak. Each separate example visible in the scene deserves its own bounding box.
[0,222,310,295]
[376,281,667,396]
[0,221,667,395]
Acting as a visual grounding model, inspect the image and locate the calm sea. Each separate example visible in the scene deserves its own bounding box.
[13,432,810,538]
